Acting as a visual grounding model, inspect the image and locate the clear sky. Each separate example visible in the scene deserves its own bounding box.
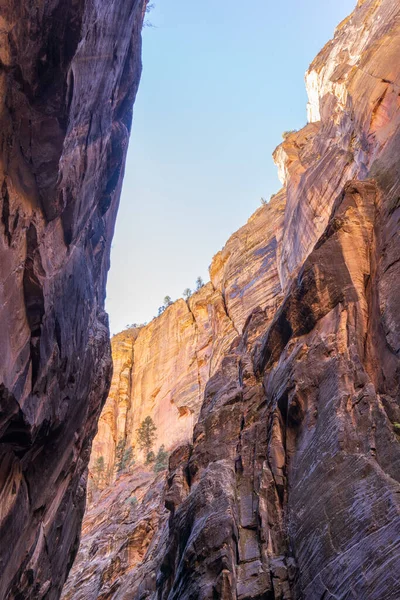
[106,0,356,335]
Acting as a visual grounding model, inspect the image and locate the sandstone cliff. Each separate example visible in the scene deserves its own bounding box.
[0,1,147,598]
[87,192,285,487]
[65,0,400,598]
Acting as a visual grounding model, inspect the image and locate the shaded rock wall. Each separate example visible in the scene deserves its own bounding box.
[0,0,147,598]
[65,0,400,598]
[62,466,169,600]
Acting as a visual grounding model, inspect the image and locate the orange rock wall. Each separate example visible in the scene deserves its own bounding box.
[90,194,285,479]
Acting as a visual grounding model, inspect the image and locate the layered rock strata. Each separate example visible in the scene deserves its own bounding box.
[62,466,169,600]
[66,0,400,598]
[88,193,285,484]
[0,1,147,598]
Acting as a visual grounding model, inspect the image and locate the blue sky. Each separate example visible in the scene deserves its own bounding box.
[106,0,356,334]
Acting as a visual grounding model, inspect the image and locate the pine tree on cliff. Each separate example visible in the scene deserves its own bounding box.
[137,416,157,460]
[115,439,135,474]
[163,295,173,307]
[122,447,135,472]
[153,445,169,473]
[196,276,204,291]
[93,456,105,487]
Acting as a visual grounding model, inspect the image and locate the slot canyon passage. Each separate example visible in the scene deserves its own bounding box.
[0,0,400,599]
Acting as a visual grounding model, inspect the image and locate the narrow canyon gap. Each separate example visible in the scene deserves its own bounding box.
[0,1,147,598]
[64,1,400,599]
[0,0,399,599]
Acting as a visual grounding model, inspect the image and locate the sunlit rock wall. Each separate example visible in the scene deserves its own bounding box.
[89,195,286,481]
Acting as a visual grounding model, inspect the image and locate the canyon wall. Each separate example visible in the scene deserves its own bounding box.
[0,1,147,598]
[65,0,400,598]
[87,191,286,485]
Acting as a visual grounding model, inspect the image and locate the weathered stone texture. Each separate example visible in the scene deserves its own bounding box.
[88,195,285,481]
[66,0,400,598]
[0,1,147,598]
[62,467,169,600]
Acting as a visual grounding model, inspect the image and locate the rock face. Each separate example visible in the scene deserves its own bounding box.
[66,0,400,598]
[88,193,286,485]
[0,1,147,598]
[62,467,169,600]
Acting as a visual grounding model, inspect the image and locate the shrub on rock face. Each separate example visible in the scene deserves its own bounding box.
[121,447,135,471]
[183,288,192,300]
[146,451,155,464]
[127,496,138,508]
[154,445,169,473]
[282,129,297,139]
[115,438,125,473]
[93,456,105,487]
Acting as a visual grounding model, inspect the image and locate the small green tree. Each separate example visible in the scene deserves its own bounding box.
[158,306,165,316]
[115,438,135,474]
[260,197,267,206]
[121,446,135,472]
[183,288,192,300]
[146,450,155,464]
[137,416,157,457]
[93,456,105,486]
[163,296,173,307]
[282,129,296,139]
[196,276,204,291]
[115,438,125,472]
[154,445,169,473]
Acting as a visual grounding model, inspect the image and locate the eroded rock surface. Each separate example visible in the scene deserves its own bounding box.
[0,1,147,598]
[66,0,400,598]
[62,466,169,600]
[88,194,286,483]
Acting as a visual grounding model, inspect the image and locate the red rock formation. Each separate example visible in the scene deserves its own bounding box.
[87,194,285,486]
[62,467,169,600]
[66,0,400,598]
[0,1,147,598]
